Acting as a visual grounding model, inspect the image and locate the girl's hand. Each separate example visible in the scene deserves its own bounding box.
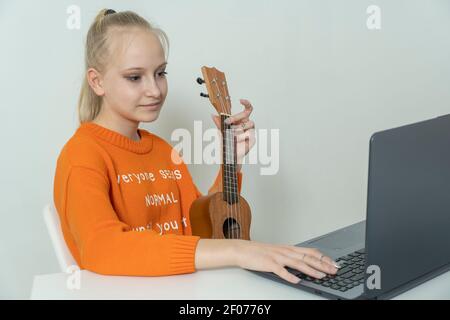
[233,240,339,284]
[211,99,256,172]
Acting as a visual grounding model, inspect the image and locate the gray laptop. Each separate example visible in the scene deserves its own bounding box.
[251,114,450,299]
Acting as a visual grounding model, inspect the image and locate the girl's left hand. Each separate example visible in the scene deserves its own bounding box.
[211,99,256,172]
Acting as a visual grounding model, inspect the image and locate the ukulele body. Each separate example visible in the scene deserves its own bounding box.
[190,192,251,240]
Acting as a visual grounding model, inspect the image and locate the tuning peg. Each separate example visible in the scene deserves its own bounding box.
[200,92,209,98]
[196,77,205,85]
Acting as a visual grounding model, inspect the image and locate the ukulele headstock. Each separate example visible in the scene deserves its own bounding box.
[197,66,231,115]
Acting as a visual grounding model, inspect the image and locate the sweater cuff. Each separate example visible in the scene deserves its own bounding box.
[168,235,201,274]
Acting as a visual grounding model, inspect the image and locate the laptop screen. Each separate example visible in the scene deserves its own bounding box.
[364,115,450,298]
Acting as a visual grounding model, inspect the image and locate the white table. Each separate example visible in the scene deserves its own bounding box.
[30,267,450,300]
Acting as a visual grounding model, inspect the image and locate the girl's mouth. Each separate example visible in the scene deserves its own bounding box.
[139,103,161,110]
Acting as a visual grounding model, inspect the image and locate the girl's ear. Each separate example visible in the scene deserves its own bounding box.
[87,68,105,96]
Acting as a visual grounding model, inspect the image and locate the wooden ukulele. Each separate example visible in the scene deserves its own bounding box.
[189,66,252,240]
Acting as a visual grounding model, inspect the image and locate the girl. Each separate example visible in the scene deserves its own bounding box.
[53,8,338,285]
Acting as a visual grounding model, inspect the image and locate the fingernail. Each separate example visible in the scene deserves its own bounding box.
[333,261,342,268]
[225,119,232,124]
[319,272,326,278]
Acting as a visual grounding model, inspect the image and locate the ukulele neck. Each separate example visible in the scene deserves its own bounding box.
[220,113,239,205]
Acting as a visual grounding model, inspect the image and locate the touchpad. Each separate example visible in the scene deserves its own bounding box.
[303,222,365,251]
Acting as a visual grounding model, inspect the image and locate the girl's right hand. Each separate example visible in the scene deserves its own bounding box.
[233,240,339,284]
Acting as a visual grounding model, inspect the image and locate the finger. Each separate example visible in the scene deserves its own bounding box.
[239,99,254,112]
[225,111,250,125]
[232,128,255,142]
[211,114,221,129]
[236,139,254,162]
[235,131,252,143]
[302,254,337,275]
[236,139,248,158]
[243,134,256,154]
[227,126,244,136]
[304,248,339,270]
[224,100,253,125]
[282,257,327,280]
[276,247,336,275]
[285,246,338,272]
[294,247,338,268]
[273,265,301,284]
[231,120,255,131]
[248,131,256,148]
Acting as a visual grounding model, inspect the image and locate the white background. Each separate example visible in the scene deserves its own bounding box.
[1,0,449,299]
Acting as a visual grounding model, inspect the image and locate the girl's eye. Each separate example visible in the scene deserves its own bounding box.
[125,71,167,82]
[126,75,141,82]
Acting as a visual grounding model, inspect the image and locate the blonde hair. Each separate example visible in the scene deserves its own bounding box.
[77,9,169,124]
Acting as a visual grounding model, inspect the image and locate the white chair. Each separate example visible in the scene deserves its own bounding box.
[43,203,77,272]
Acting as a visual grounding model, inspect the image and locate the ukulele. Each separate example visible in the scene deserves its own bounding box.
[189,66,252,240]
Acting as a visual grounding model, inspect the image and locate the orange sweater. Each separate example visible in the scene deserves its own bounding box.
[53,122,242,276]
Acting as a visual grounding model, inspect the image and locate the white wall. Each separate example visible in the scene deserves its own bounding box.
[1,0,449,299]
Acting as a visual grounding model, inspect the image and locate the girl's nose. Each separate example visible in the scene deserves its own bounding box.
[144,79,161,98]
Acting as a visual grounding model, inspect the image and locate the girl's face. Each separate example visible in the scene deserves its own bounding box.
[93,28,168,125]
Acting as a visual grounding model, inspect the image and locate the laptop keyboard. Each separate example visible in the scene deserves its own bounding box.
[286,248,366,292]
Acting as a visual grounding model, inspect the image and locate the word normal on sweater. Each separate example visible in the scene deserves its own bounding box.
[53,122,242,277]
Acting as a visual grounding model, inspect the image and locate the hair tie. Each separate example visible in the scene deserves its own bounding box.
[104,9,116,16]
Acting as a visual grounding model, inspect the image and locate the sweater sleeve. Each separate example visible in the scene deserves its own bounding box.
[64,165,200,276]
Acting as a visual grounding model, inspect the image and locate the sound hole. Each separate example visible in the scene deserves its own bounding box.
[223,217,241,239]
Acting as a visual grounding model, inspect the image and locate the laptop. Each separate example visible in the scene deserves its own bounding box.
[251,114,450,299]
